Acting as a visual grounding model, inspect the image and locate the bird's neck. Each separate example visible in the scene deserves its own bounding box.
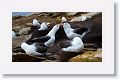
[47,28,57,37]
[81,32,87,38]
[21,43,30,50]
[64,27,73,33]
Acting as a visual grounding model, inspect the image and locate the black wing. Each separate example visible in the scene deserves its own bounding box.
[59,40,71,48]
[31,36,51,43]
[35,42,47,53]
[74,28,89,35]
[30,25,40,33]
[31,30,49,39]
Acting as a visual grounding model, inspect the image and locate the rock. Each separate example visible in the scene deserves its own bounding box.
[83,48,97,51]
[42,60,55,62]
[19,27,31,35]
[81,12,101,18]
[47,42,62,54]
[69,50,102,62]
[12,46,25,53]
[12,26,22,32]
[47,13,55,16]
[67,12,78,16]
[12,35,31,49]
[58,50,83,62]
[94,54,102,58]
[12,16,24,20]
[70,12,101,22]
[94,48,102,58]
[70,16,87,22]
[12,53,44,62]
[25,23,32,27]
[83,43,99,51]
[50,12,66,18]
[50,13,60,18]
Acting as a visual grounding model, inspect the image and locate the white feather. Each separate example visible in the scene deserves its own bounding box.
[81,16,87,21]
[21,42,42,56]
[47,24,59,37]
[61,17,67,22]
[32,19,40,27]
[38,22,48,30]
[44,36,55,47]
[45,24,59,46]
[63,23,82,39]
[62,37,84,52]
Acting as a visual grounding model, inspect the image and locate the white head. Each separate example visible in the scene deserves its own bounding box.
[38,22,48,30]
[81,16,87,21]
[47,24,60,36]
[53,24,60,30]
[21,42,37,55]
[21,42,29,50]
[32,19,40,26]
[61,17,67,22]
[47,22,50,26]
[63,22,71,29]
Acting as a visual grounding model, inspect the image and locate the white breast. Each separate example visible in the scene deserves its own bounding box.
[62,37,84,52]
[66,32,81,39]
[21,43,42,56]
[44,36,55,47]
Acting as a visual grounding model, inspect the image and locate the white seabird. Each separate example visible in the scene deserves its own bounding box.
[30,19,41,32]
[30,22,49,39]
[21,42,47,56]
[60,37,84,53]
[38,22,48,30]
[32,19,41,28]
[63,22,91,39]
[29,24,60,47]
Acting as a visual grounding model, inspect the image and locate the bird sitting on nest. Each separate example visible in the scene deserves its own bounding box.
[21,42,48,57]
[59,37,84,53]
[30,19,41,33]
[30,22,50,39]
